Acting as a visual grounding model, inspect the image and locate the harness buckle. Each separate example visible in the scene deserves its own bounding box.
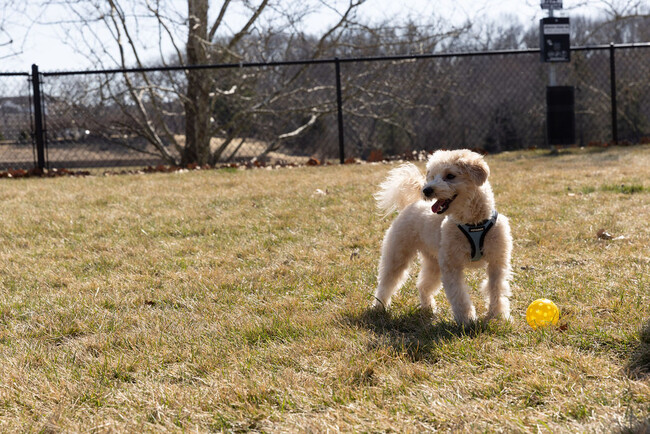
[457,210,498,262]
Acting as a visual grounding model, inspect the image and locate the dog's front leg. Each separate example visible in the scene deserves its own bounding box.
[483,261,512,321]
[440,264,477,325]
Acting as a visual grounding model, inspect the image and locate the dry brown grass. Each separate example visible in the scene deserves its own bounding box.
[0,146,649,431]
[173,135,313,163]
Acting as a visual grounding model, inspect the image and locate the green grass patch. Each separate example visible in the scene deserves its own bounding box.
[601,183,646,194]
[577,183,646,195]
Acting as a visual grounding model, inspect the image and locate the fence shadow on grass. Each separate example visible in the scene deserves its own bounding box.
[342,307,510,363]
[615,319,650,434]
[627,319,650,379]
[616,418,650,434]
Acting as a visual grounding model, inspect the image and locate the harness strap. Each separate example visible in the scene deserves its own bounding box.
[457,210,498,262]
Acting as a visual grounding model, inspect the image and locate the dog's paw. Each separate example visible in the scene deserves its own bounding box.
[454,306,477,326]
[418,294,438,311]
[485,312,512,324]
[486,309,511,321]
[486,297,511,322]
[418,306,438,321]
[371,297,388,312]
[420,304,438,313]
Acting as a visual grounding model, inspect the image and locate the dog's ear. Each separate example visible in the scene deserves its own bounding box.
[459,154,489,185]
[427,150,444,164]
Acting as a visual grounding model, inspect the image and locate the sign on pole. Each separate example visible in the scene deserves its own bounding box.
[540,17,570,62]
[541,0,563,9]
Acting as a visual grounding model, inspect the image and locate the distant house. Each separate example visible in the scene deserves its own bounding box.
[0,97,32,143]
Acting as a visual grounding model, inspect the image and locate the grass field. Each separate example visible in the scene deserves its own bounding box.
[0,145,649,432]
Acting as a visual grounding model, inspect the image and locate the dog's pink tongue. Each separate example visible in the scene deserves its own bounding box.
[431,200,442,214]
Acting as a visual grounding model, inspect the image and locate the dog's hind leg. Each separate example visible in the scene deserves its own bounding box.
[373,226,416,310]
[416,254,441,312]
[374,252,414,310]
[482,261,512,321]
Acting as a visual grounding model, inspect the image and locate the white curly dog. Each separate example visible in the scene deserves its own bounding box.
[373,149,513,325]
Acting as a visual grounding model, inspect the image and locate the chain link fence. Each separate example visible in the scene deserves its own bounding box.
[0,73,33,170]
[1,43,649,170]
[37,62,342,168]
[611,46,650,143]
[340,44,649,158]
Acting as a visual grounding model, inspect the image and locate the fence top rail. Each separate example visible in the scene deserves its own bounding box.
[40,47,544,77]
[0,72,30,77]
[7,40,646,78]
[572,41,650,52]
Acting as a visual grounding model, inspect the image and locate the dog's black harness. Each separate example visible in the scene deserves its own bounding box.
[457,210,498,262]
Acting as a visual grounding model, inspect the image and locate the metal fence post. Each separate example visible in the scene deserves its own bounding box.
[334,57,345,163]
[609,43,618,145]
[31,64,46,171]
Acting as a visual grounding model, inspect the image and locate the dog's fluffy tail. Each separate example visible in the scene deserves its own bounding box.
[374,163,424,215]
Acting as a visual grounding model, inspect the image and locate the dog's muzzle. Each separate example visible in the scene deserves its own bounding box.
[431,195,457,214]
[423,186,456,214]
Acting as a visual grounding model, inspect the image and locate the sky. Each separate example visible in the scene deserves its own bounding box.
[0,0,610,72]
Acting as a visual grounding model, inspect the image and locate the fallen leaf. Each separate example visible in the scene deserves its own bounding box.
[597,229,613,240]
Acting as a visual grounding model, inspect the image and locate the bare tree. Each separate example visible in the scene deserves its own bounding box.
[41,0,379,165]
[33,0,481,165]
[26,0,647,164]
[0,0,37,62]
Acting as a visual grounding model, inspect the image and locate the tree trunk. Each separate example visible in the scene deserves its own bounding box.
[183,0,211,165]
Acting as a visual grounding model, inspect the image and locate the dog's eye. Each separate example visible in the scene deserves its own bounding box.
[445,173,456,180]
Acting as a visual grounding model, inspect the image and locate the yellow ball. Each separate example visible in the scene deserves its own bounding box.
[526,299,559,329]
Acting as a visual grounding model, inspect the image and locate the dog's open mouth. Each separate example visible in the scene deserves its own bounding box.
[431,195,457,214]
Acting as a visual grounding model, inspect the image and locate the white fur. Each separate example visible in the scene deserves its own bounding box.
[374,163,424,216]
[374,149,513,325]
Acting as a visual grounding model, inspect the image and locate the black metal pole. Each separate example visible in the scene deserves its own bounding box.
[31,64,46,171]
[334,57,345,164]
[609,43,618,145]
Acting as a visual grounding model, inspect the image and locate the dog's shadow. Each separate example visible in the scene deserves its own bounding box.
[343,307,510,363]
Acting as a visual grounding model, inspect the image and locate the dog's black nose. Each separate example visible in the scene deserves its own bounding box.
[422,186,434,197]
